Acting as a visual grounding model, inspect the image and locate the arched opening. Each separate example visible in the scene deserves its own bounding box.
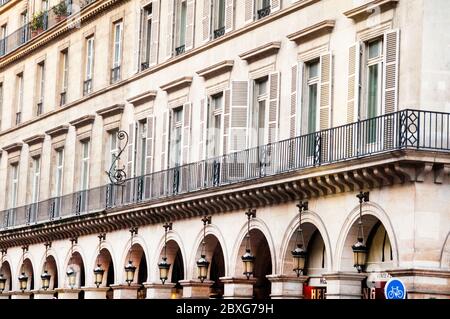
[41,255,58,291]
[66,251,85,298]
[0,261,12,293]
[192,234,226,298]
[95,248,114,298]
[283,223,328,299]
[157,240,185,299]
[21,258,34,291]
[235,229,272,299]
[124,243,147,299]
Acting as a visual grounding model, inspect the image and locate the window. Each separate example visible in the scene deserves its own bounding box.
[256,0,271,20]
[10,164,19,208]
[15,73,24,125]
[251,77,269,147]
[136,121,148,176]
[213,0,225,38]
[364,38,383,143]
[0,24,7,55]
[20,10,28,43]
[36,61,45,116]
[60,49,69,106]
[170,107,183,166]
[80,141,90,191]
[175,0,187,55]
[140,4,152,70]
[303,60,319,156]
[108,131,119,172]
[111,21,123,83]
[54,149,64,197]
[84,36,94,95]
[207,93,223,157]
[31,157,41,204]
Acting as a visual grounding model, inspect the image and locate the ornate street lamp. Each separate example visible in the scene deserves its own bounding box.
[197,216,211,283]
[93,234,106,288]
[352,191,370,273]
[18,246,29,292]
[158,223,172,284]
[124,228,138,286]
[241,209,256,280]
[67,238,77,289]
[0,249,6,293]
[41,242,51,290]
[292,201,308,277]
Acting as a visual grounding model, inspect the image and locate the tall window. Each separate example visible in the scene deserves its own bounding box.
[108,130,119,172]
[84,36,94,95]
[136,121,148,176]
[80,141,90,191]
[213,0,225,37]
[36,61,45,116]
[303,60,319,156]
[111,21,123,83]
[54,149,64,197]
[365,38,383,143]
[170,107,183,166]
[31,157,41,204]
[175,0,187,54]
[15,73,24,125]
[59,49,69,105]
[252,77,269,147]
[10,164,19,208]
[20,10,28,43]
[207,93,223,157]
[140,4,152,70]
[0,24,6,55]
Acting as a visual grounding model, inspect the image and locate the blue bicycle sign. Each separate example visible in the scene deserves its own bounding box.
[384,278,407,299]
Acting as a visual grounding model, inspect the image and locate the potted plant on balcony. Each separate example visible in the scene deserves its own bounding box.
[53,1,69,23]
[31,11,46,38]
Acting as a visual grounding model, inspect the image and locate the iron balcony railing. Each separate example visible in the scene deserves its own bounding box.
[1,109,449,230]
[257,6,271,20]
[175,44,185,56]
[213,26,225,39]
[110,66,121,83]
[83,78,93,95]
[60,91,67,106]
[0,1,96,58]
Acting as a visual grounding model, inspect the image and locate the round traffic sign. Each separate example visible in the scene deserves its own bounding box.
[384,278,407,299]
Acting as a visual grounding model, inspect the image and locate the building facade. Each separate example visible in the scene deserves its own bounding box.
[0,0,449,299]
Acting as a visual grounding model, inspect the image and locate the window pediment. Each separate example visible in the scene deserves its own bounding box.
[127,90,157,106]
[239,42,281,63]
[344,0,398,21]
[196,60,234,80]
[96,104,125,118]
[23,134,45,147]
[161,76,193,94]
[45,125,69,138]
[287,20,335,44]
[69,115,96,129]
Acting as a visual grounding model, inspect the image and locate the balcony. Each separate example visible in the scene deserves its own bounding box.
[110,66,121,84]
[213,26,225,39]
[257,6,271,20]
[175,45,185,56]
[1,109,449,231]
[0,1,97,58]
[36,101,43,116]
[141,62,149,71]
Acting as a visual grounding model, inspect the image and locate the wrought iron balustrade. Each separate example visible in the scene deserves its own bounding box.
[175,45,185,56]
[111,66,121,83]
[83,79,92,95]
[214,27,225,39]
[60,91,67,106]
[1,109,449,231]
[257,6,271,19]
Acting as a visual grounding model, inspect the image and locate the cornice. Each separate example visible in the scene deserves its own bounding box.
[45,125,69,138]
[69,114,96,128]
[127,90,157,105]
[0,0,19,15]
[196,60,234,80]
[287,20,335,43]
[239,41,281,63]
[96,103,125,118]
[2,142,23,153]
[23,134,46,146]
[343,0,398,21]
[160,76,193,94]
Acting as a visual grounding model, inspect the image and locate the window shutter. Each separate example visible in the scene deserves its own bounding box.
[185,0,196,50]
[127,122,136,178]
[166,0,175,59]
[202,0,211,42]
[181,102,192,164]
[383,29,399,115]
[268,71,280,144]
[161,110,170,170]
[145,116,155,174]
[223,89,230,154]
[150,0,160,66]
[290,63,302,138]
[319,52,332,130]
[271,0,280,12]
[137,7,144,72]
[199,98,208,160]
[229,81,249,152]
[244,0,254,24]
[225,0,234,33]
[346,42,361,157]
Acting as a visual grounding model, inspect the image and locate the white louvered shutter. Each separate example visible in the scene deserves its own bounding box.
[166,0,175,59]
[181,102,192,164]
[202,0,211,42]
[319,52,333,162]
[383,29,399,115]
[244,0,254,24]
[271,0,280,12]
[229,81,249,153]
[199,98,208,160]
[144,115,155,198]
[225,0,234,33]
[150,0,160,66]
[136,7,144,72]
[223,89,231,154]
[268,71,280,144]
[346,42,361,157]
[185,0,196,50]
[161,110,170,170]
[290,63,303,138]
[127,122,136,177]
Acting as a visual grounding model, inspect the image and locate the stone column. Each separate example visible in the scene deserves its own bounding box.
[10,291,33,299]
[220,277,257,299]
[110,284,140,299]
[179,280,214,299]
[82,286,110,299]
[266,275,308,299]
[0,292,12,299]
[33,290,56,299]
[323,272,366,299]
[55,288,82,299]
[143,282,176,299]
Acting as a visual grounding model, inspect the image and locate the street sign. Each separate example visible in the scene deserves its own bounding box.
[384,278,407,299]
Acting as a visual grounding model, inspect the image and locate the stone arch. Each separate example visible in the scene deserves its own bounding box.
[0,259,13,292]
[335,202,399,272]
[16,257,35,291]
[62,244,87,290]
[89,240,117,286]
[39,249,59,290]
[439,232,450,269]
[92,247,115,288]
[152,230,187,283]
[279,210,333,275]
[187,224,229,278]
[119,233,150,284]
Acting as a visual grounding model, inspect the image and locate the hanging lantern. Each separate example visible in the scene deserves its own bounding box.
[0,273,7,293]
[18,272,28,292]
[124,260,136,286]
[66,267,76,289]
[41,270,51,291]
[291,244,307,277]
[196,255,210,283]
[94,264,105,288]
[158,257,170,284]
[352,238,368,273]
[241,249,256,279]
